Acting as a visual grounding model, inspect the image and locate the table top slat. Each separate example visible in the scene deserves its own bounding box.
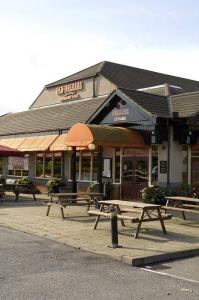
[99,200,161,209]
[165,196,199,203]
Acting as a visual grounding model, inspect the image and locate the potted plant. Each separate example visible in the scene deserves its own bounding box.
[17,177,33,185]
[141,185,166,205]
[47,177,65,193]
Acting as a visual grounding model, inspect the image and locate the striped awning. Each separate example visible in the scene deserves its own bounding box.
[50,134,69,151]
[18,135,58,152]
[0,137,25,149]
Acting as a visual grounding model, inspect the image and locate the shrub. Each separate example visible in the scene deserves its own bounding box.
[141,185,166,205]
[17,177,33,185]
[177,183,198,197]
[47,177,65,193]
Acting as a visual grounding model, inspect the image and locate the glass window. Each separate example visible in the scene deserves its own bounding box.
[22,170,29,176]
[182,145,188,184]
[136,158,148,183]
[191,149,199,191]
[15,170,22,176]
[8,170,15,175]
[151,146,158,185]
[53,152,62,178]
[92,152,99,181]
[115,148,120,183]
[0,158,3,174]
[8,155,29,177]
[36,153,44,177]
[45,153,52,178]
[81,152,91,181]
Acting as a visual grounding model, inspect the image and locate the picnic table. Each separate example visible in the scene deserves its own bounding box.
[164,196,199,220]
[47,192,103,219]
[87,200,172,239]
[0,182,37,204]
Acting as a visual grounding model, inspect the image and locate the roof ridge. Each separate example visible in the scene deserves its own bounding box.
[101,61,199,84]
[46,61,105,87]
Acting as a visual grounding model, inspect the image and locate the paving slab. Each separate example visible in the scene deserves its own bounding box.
[0,194,199,266]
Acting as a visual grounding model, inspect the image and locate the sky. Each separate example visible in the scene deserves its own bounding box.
[0,0,199,115]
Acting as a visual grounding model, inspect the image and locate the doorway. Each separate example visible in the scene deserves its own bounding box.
[121,149,149,200]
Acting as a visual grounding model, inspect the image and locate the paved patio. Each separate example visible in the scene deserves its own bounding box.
[0,194,198,266]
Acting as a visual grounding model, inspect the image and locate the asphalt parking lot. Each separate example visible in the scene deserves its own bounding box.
[0,226,198,300]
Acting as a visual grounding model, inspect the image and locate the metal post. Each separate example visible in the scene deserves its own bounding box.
[108,207,122,248]
[71,146,77,193]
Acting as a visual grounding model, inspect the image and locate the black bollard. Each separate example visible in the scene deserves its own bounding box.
[108,207,122,248]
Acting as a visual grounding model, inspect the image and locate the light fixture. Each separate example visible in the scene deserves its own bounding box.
[88,143,95,150]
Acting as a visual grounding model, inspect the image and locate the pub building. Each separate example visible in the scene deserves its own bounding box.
[0,61,199,199]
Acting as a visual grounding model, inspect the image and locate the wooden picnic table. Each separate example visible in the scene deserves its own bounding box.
[88,200,171,239]
[47,192,103,219]
[164,196,199,219]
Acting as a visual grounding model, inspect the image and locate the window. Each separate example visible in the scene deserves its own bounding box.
[8,155,29,177]
[115,148,120,183]
[182,145,188,184]
[53,152,62,178]
[36,152,63,178]
[191,149,199,191]
[151,146,158,185]
[45,153,52,178]
[0,158,3,174]
[81,152,91,181]
[36,153,44,177]
[92,152,99,181]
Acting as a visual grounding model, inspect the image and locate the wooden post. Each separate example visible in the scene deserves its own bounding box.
[71,146,77,193]
[97,145,103,194]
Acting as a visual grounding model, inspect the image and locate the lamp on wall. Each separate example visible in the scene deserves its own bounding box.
[186,131,192,144]
[88,143,95,150]
[151,130,157,144]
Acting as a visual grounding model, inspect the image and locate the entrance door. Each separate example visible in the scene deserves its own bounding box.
[121,156,148,200]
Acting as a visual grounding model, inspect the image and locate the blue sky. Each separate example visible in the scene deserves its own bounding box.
[0,0,199,114]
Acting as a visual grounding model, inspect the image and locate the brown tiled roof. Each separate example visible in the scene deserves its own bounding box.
[171,91,199,118]
[120,88,170,118]
[46,61,199,93]
[0,96,107,136]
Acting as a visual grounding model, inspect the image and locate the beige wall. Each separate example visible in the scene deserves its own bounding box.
[95,75,116,97]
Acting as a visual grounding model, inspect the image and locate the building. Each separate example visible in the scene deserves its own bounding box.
[0,61,199,199]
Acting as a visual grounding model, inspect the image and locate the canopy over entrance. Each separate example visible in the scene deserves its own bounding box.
[65,123,147,149]
[0,144,24,157]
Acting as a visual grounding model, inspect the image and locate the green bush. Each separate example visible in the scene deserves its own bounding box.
[177,183,198,197]
[141,185,166,205]
[47,177,65,193]
[17,177,33,185]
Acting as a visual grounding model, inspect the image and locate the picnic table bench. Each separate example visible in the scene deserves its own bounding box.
[163,196,199,220]
[47,192,103,219]
[87,200,172,239]
[0,181,38,204]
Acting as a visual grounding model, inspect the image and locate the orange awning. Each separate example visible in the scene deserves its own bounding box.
[50,134,70,151]
[0,137,25,149]
[18,134,58,152]
[65,123,147,149]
